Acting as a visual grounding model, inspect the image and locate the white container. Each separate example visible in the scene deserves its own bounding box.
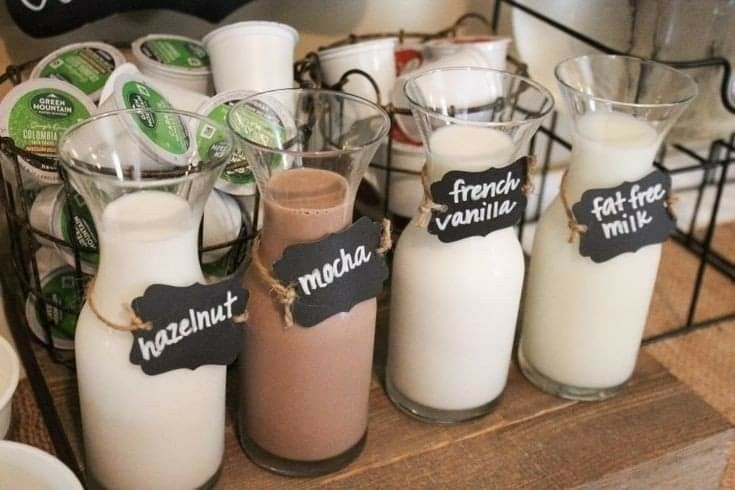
[25,265,83,351]
[96,67,196,168]
[132,34,213,95]
[424,36,511,68]
[392,49,496,142]
[0,336,20,439]
[202,190,242,264]
[318,38,398,105]
[388,126,523,419]
[365,139,425,218]
[203,21,298,93]
[0,441,83,489]
[394,42,424,76]
[100,63,208,114]
[520,112,662,392]
[29,185,98,273]
[30,41,126,102]
[0,79,96,185]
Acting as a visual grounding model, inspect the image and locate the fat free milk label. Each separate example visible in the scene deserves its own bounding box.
[572,170,675,263]
[428,157,529,243]
[40,47,116,95]
[130,273,247,376]
[272,217,389,328]
[7,88,91,162]
[122,81,190,156]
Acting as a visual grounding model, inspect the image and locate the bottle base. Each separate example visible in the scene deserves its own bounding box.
[86,462,222,489]
[238,427,366,477]
[385,375,501,424]
[518,347,628,401]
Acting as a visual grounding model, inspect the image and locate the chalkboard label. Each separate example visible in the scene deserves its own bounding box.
[572,170,675,263]
[428,157,529,243]
[272,217,389,328]
[130,273,247,376]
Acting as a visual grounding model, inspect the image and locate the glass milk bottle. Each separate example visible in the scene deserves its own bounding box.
[520,55,697,401]
[58,109,233,489]
[387,67,554,423]
[229,89,389,476]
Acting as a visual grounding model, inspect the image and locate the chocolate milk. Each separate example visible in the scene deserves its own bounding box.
[241,167,376,462]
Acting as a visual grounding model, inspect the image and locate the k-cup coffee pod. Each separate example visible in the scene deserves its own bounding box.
[425,36,511,68]
[318,38,398,105]
[29,185,98,273]
[33,246,67,280]
[97,67,196,167]
[30,41,126,102]
[0,441,83,489]
[0,79,96,185]
[25,265,84,350]
[196,89,297,196]
[203,21,298,93]
[132,34,213,95]
[202,189,242,264]
[99,63,208,113]
[0,336,19,439]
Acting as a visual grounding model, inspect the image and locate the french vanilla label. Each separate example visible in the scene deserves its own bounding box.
[39,47,117,96]
[428,157,529,243]
[272,217,389,328]
[122,81,190,155]
[140,38,209,69]
[130,273,247,376]
[572,170,675,263]
[6,88,92,170]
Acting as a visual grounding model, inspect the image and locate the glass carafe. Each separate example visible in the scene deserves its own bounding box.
[229,89,390,476]
[519,55,697,401]
[58,108,233,489]
[386,67,554,423]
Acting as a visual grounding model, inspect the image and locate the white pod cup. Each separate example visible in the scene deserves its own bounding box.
[0,79,96,185]
[30,41,126,102]
[95,67,197,168]
[25,265,83,351]
[203,21,298,93]
[99,63,208,113]
[0,441,83,489]
[203,190,242,264]
[132,34,213,95]
[0,336,19,439]
[318,38,398,105]
[29,185,62,247]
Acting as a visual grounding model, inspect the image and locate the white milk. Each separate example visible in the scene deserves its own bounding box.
[521,112,661,390]
[75,191,225,489]
[388,125,523,412]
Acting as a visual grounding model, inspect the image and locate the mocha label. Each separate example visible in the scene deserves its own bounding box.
[428,157,529,243]
[272,217,389,327]
[130,273,247,376]
[572,170,675,263]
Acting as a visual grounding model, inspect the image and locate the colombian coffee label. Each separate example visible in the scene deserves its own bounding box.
[130,273,247,376]
[122,81,189,156]
[39,47,116,95]
[272,217,389,328]
[7,88,92,167]
[572,170,675,263]
[141,38,210,69]
[428,157,529,243]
